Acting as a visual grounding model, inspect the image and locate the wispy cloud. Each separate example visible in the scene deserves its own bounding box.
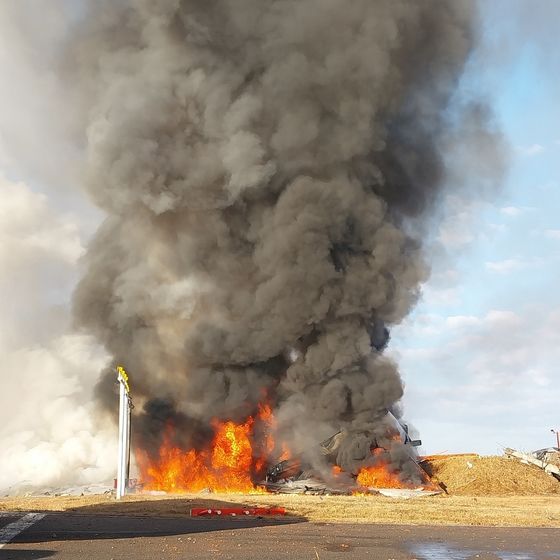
[516,143,545,157]
[421,285,461,307]
[488,223,507,234]
[500,206,523,217]
[484,309,522,327]
[0,176,84,264]
[485,258,527,274]
[446,315,481,329]
[499,205,535,217]
[445,311,520,330]
[398,306,560,452]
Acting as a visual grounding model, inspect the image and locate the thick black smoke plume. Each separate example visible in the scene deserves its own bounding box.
[72,0,484,475]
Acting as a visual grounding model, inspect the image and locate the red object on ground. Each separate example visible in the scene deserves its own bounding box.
[191,507,286,517]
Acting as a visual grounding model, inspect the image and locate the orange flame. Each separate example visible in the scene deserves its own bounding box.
[257,402,276,456]
[137,405,283,493]
[137,405,434,494]
[355,447,434,490]
[356,464,407,489]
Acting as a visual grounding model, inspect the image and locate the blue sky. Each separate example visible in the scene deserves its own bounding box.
[393,1,560,454]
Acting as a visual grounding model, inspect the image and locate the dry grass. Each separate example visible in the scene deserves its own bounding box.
[2,456,558,527]
[1,492,559,528]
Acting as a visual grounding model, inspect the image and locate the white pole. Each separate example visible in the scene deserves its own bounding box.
[125,394,131,485]
[116,379,126,498]
[116,367,131,500]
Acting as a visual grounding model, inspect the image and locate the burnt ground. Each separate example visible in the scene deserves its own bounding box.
[0,511,559,560]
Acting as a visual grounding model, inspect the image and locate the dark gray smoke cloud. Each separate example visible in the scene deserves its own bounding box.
[71,0,487,474]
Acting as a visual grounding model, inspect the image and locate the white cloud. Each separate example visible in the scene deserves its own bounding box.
[399,306,560,454]
[430,268,460,288]
[444,310,520,331]
[393,313,445,340]
[488,223,507,234]
[516,143,545,157]
[0,176,84,264]
[420,285,461,307]
[411,268,462,311]
[445,315,481,329]
[499,205,535,218]
[500,206,523,217]
[0,175,85,350]
[484,309,522,327]
[485,258,527,274]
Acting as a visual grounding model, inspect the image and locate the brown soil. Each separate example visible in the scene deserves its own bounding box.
[422,455,560,496]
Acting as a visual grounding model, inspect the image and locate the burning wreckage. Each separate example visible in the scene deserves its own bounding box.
[130,399,441,496]
[263,414,436,496]
[131,325,440,496]
[260,331,436,494]
[132,414,439,496]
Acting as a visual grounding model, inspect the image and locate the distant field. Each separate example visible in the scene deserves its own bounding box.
[1,493,559,528]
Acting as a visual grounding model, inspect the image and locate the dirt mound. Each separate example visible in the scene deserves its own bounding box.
[422,455,560,496]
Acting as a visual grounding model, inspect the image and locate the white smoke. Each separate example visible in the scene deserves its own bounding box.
[0,2,119,493]
[0,176,115,493]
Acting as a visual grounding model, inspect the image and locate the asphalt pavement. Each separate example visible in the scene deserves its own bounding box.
[0,511,559,559]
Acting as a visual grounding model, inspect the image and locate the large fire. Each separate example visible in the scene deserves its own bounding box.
[136,403,277,493]
[136,403,428,494]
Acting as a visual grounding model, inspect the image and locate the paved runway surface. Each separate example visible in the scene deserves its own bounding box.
[0,511,559,559]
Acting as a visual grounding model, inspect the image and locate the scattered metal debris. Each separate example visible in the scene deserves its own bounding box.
[504,448,560,482]
[264,478,352,495]
[266,459,303,483]
[532,447,560,466]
